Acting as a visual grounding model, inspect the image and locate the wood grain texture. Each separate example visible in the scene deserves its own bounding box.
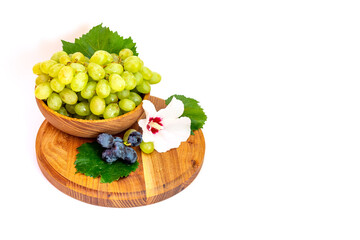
[36,93,150,138]
[36,96,205,208]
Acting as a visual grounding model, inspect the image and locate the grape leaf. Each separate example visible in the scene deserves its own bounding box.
[62,23,138,58]
[165,95,207,135]
[75,142,139,183]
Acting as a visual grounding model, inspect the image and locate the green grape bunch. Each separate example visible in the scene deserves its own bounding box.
[34,49,161,120]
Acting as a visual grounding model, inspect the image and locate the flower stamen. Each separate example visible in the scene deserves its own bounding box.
[146,117,163,134]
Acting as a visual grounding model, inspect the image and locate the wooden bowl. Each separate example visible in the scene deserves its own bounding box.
[36,93,150,138]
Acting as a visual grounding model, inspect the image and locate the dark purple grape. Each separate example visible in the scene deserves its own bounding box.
[97,133,114,148]
[113,137,123,143]
[102,149,118,163]
[126,131,142,147]
[122,147,137,164]
[112,141,125,159]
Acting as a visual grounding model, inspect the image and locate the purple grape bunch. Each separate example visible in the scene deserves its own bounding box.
[97,130,142,164]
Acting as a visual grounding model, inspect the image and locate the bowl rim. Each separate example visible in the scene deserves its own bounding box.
[36,93,150,123]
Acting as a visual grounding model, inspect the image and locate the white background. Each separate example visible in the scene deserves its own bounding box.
[1,0,360,239]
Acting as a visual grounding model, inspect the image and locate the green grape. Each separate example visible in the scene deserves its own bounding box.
[128,92,142,106]
[58,66,74,85]
[35,74,50,85]
[50,78,65,93]
[105,93,118,105]
[125,78,136,90]
[121,71,134,79]
[65,104,76,114]
[131,87,141,95]
[71,52,85,63]
[109,74,126,92]
[59,54,71,65]
[103,103,120,119]
[140,141,154,154]
[110,88,117,94]
[73,114,86,119]
[57,106,69,117]
[133,72,143,85]
[121,71,136,90]
[70,62,86,73]
[51,51,67,62]
[74,102,90,116]
[33,62,43,75]
[35,82,52,100]
[48,63,65,78]
[102,51,114,64]
[90,50,113,65]
[86,114,100,120]
[119,99,136,112]
[71,72,88,92]
[136,80,151,94]
[96,79,111,98]
[80,81,97,99]
[111,53,120,63]
[90,96,106,115]
[148,72,161,84]
[47,93,62,111]
[119,48,133,60]
[87,62,105,80]
[123,129,137,143]
[123,56,142,73]
[104,63,123,75]
[59,88,78,105]
[40,60,57,74]
[117,89,130,99]
[140,66,153,80]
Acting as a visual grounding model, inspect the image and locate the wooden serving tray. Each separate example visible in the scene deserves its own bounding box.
[35,96,205,207]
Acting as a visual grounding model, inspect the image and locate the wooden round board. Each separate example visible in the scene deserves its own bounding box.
[36,96,205,208]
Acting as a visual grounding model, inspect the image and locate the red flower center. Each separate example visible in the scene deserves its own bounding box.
[147,117,163,134]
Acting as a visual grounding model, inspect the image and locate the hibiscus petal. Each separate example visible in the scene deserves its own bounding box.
[153,133,181,153]
[138,118,155,142]
[162,117,191,141]
[138,118,147,129]
[153,117,191,152]
[142,131,155,143]
[157,97,184,119]
[142,100,157,117]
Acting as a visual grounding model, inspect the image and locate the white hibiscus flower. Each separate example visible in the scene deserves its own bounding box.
[138,97,191,153]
